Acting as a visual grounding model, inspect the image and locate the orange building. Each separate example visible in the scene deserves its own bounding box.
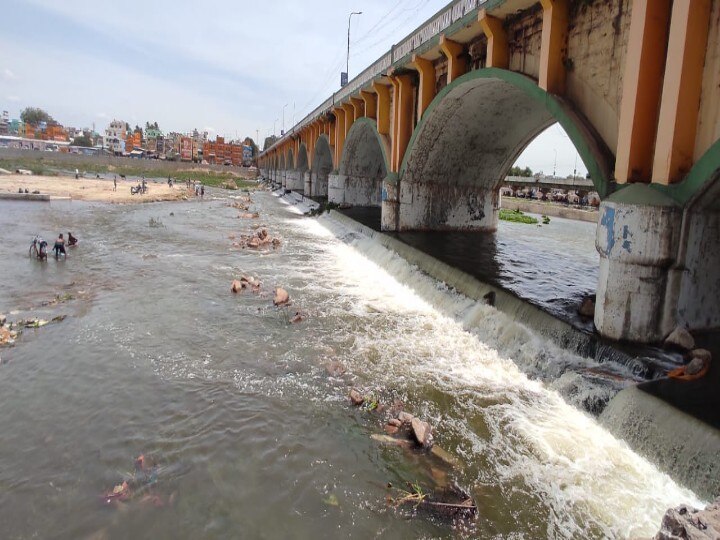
[43,124,68,142]
[126,132,142,151]
[203,136,244,165]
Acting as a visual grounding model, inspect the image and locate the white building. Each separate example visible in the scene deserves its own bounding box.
[104,119,127,154]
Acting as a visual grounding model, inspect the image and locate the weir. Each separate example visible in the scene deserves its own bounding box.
[322,206,719,501]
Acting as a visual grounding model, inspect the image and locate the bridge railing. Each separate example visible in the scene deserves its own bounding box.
[264,0,486,155]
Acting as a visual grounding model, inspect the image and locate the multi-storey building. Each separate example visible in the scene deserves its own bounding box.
[104,120,126,153]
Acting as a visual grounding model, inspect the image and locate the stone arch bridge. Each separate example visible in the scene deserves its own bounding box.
[260,0,720,344]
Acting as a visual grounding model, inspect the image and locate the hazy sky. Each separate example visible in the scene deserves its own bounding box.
[1,0,587,176]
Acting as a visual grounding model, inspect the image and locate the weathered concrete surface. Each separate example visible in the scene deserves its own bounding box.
[0,192,51,201]
[500,197,599,223]
[595,185,682,343]
[328,174,346,204]
[338,120,387,208]
[310,136,333,198]
[285,170,304,192]
[400,77,555,231]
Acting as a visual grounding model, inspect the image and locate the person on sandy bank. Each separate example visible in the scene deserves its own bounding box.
[67,232,78,246]
[113,175,117,191]
[53,233,67,259]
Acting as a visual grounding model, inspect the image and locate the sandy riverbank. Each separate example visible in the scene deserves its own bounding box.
[0,173,189,203]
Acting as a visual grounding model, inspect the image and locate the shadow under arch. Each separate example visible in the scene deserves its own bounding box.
[286,148,294,170]
[398,68,614,231]
[309,134,333,198]
[297,143,309,172]
[333,117,390,207]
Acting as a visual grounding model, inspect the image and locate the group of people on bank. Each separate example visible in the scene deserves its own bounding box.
[31,232,78,261]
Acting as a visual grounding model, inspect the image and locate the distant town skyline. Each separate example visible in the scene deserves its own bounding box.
[2,0,588,177]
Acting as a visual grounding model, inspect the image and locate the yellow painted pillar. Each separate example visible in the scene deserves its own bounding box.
[539,0,569,95]
[479,9,509,69]
[389,74,414,172]
[333,107,346,167]
[652,0,712,185]
[350,97,365,120]
[360,90,377,120]
[439,35,466,84]
[615,0,671,184]
[372,82,391,135]
[342,103,355,138]
[410,54,436,118]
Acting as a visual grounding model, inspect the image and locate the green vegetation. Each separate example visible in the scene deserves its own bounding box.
[307,201,339,216]
[71,135,93,147]
[509,165,533,177]
[499,208,539,224]
[20,107,55,125]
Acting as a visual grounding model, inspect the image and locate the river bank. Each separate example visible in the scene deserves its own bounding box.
[1,173,196,203]
[500,195,599,223]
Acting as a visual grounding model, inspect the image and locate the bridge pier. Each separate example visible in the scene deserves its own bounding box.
[286,170,304,192]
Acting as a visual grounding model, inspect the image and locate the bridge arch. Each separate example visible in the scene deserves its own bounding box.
[308,134,333,198]
[335,118,390,207]
[286,148,294,170]
[297,143,309,172]
[398,68,613,231]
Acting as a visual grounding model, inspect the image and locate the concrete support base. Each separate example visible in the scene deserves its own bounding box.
[381,176,399,231]
[285,170,304,192]
[304,172,328,198]
[328,174,382,206]
[595,188,682,342]
[398,182,498,231]
[328,174,346,204]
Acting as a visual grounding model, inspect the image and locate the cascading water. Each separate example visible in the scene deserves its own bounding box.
[0,192,705,539]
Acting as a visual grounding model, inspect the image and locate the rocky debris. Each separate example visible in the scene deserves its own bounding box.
[398,411,415,424]
[0,314,5,326]
[349,389,364,406]
[578,295,596,318]
[650,498,720,540]
[384,424,400,435]
[325,361,346,377]
[387,418,402,428]
[483,291,496,307]
[0,326,18,346]
[233,229,281,249]
[222,179,238,190]
[239,212,260,219]
[689,348,712,364]
[231,280,244,293]
[411,418,433,449]
[665,326,695,351]
[289,311,304,324]
[273,288,290,306]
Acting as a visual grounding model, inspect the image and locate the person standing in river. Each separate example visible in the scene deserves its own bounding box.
[53,233,66,259]
[113,175,117,191]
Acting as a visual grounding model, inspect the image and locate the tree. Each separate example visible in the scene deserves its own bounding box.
[509,165,533,177]
[71,134,93,147]
[21,107,54,126]
[134,125,143,134]
[125,122,130,132]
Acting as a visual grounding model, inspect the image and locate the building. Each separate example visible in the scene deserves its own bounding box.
[0,111,8,135]
[125,131,142,152]
[104,120,126,154]
[42,123,68,142]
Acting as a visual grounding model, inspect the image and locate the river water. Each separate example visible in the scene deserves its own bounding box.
[0,192,702,539]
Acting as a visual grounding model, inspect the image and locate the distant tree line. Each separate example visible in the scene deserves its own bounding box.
[509,165,533,177]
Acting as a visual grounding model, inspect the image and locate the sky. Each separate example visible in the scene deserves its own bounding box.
[1,0,587,176]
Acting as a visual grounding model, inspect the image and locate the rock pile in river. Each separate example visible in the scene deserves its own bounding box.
[646,497,720,540]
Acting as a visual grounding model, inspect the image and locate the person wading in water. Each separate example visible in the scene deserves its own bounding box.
[53,233,67,259]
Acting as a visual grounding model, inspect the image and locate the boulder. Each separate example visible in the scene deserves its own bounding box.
[685,357,706,376]
[231,280,244,293]
[411,417,433,448]
[665,327,695,351]
[387,418,402,428]
[652,498,720,540]
[483,291,496,307]
[397,411,414,424]
[384,424,399,435]
[273,288,290,306]
[325,361,346,377]
[690,349,712,364]
[289,312,304,324]
[578,296,595,318]
[349,389,364,406]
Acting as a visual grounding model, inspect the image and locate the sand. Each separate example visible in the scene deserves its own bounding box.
[0,174,189,203]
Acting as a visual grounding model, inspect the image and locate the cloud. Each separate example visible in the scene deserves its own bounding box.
[3,68,17,81]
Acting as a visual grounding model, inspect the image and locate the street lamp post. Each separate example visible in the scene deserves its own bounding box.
[273,118,278,138]
[344,11,362,86]
[282,103,288,135]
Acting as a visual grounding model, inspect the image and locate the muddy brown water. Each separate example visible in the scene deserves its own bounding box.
[0,193,702,539]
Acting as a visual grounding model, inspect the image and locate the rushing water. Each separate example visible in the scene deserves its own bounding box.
[0,193,702,539]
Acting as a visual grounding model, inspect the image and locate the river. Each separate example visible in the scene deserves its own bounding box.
[0,192,702,539]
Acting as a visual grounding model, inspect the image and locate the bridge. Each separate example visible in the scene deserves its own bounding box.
[502,175,594,191]
[260,0,720,345]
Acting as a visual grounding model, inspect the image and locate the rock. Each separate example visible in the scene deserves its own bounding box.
[665,326,695,351]
[397,411,414,424]
[370,434,412,448]
[247,237,260,248]
[387,418,402,428]
[231,280,244,293]
[652,498,720,540]
[690,349,712,364]
[411,417,433,448]
[483,291,496,307]
[430,446,463,469]
[578,296,595,318]
[0,314,5,326]
[349,389,364,406]
[384,424,399,435]
[273,288,290,306]
[325,361,346,377]
[684,357,706,376]
[289,312,304,324]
